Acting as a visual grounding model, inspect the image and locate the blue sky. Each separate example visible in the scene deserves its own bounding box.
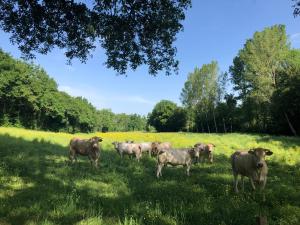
[0,0,299,115]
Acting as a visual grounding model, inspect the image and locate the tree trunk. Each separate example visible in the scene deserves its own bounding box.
[223,118,227,133]
[213,108,218,133]
[201,121,204,133]
[2,100,5,114]
[284,112,297,136]
[256,216,268,225]
[205,112,210,133]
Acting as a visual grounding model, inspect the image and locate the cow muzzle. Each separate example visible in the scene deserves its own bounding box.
[257,162,264,168]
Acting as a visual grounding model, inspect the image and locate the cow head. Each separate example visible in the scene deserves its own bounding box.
[89,136,102,148]
[205,144,215,163]
[151,142,160,155]
[206,144,215,153]
[248,148,273,169]
[189,147,200,159]
[112,141,119,149]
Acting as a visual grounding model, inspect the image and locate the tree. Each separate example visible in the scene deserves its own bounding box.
[97,109,115,132]
[180,61,220,132]
[293,0,300,16]
[215,94,238,133]
[271,49,300,135]
[238,25,289,99]
[0,48,148,133]
[229,25,297,134]
[0,0,191,75]
[168,107,187,131]
[148,100,185,132]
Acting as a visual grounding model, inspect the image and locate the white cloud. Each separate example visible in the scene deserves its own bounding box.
[291,33,300,44]
[58,85,155,114]
[112,96,155,105]
[58,85,106,109]
[58,85,83,97]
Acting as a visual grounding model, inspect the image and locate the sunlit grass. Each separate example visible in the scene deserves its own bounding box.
[0,127,299,224]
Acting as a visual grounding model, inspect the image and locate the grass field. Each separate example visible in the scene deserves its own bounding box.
[0,127,299,225]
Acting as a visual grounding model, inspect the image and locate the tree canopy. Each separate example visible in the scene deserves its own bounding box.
[293,0,300,16]
[0,0,191,76]
[180,61,223,132]
[0,48,147,132]
[148,100,186,132]
[229,25,299,135]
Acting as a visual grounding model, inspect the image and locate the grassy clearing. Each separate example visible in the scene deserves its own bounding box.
[0,127,299,225]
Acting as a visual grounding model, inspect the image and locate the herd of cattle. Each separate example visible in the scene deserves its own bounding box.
[69,136,273,196]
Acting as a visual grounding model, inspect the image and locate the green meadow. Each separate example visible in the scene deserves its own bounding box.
[0,127,299,225]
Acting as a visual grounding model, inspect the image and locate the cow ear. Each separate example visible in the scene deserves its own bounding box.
[265,149,273,156]
[212,144,216,147]
[98,137,103,142]
[248,149,255,154]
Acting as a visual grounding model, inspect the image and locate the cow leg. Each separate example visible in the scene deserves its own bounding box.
[88,154,94,167]
[186,163,191,176]
[233,172,239,193]
[157,163,164,178]
[250,178,256,191]
[241,176,245,192]
[94,157,99,168]
[135,153,140,162]
[74,153,78,163]
[69,153,75,163]
[69,148,76,163]
[72,154,78,164]
[201,156,205,164]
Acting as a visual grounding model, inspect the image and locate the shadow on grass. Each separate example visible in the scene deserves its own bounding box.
[0,134,299,225]
[255,134,300,149]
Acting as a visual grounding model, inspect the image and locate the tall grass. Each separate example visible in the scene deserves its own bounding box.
[0,127,299,225]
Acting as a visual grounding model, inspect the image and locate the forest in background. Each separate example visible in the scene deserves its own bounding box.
[1,25,299,135]
[149,25,300,136]
[0,50,147,133]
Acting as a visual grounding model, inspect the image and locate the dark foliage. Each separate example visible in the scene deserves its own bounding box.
[148,100,186,132]
[0,0,191,75]
[0,49,147,132]
[293,0,300,16]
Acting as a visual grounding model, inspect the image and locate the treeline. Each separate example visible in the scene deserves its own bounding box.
[148,25,300,135]
[2,24,299,136]
[0,49,147,133]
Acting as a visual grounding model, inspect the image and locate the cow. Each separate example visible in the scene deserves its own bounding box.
[156,147,201,178]
[151,142,172,156]
[231,147,273,200]
[194,143,215,163]
[69,136,103,168]
[139,142,153,157]
[112,142,142,161]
